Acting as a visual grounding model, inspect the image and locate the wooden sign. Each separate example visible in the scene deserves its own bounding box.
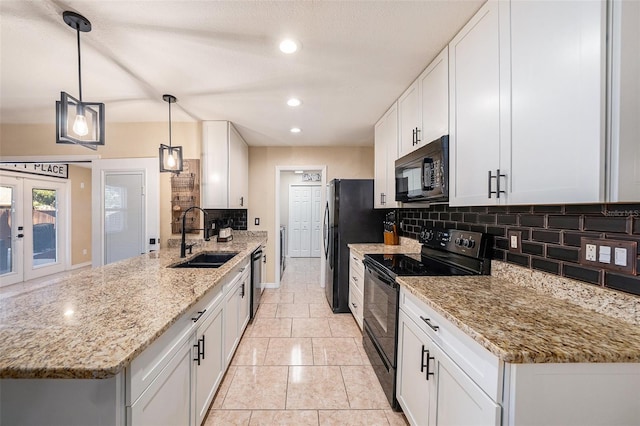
[0,163,69,179]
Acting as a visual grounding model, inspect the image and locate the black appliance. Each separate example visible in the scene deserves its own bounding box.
[250,247,264,320]
[395,135,449,203]
[362,226,491,410]
[323,179,385,313]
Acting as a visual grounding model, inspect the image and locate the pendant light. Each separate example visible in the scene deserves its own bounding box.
[159,94,183,173]
[56,11,105,150]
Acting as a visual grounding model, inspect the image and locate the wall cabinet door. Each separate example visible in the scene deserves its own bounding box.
[507,0,606,204]
[396,310,434,426]
[374,102,398,209]
[449,0,505,207]
[398,80,421,157]
[431,343,501,426]
[194,303,224,426]
[129,335,194,426]
[202,121,249,209]
[419,47,449,146]
[229,124,249,208]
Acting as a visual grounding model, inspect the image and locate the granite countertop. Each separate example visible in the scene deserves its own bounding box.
[350,242,640,364]
[0,232,267,379]
[348,238,422,257]
[399,275,640,364]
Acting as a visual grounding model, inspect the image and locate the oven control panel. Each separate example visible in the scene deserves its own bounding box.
[419,227,488,258]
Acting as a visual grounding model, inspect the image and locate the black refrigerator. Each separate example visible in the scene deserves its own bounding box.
[323,179,385,313]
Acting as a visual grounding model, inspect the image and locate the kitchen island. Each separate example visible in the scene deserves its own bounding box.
[0,232,267,425]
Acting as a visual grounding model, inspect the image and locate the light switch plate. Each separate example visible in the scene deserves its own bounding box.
[614,247,628,266]
[599,246,611,263]
[507,230,522,254]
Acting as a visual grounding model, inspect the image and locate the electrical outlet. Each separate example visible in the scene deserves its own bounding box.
[585,244,597,261]
[599,245,611,263]
[82,248,87,255]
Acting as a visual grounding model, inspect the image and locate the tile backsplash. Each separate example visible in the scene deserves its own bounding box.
[398,203,640,297]
[204,209,248,232]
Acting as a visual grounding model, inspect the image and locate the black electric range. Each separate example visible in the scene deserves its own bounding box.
[361,227,492,410]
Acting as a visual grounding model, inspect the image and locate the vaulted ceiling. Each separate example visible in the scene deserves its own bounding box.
[0,0,483,146]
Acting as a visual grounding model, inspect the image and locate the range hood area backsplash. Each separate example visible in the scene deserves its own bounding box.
[398,203,640,297]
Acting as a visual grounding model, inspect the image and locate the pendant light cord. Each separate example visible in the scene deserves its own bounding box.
[168,99,173,148]
[76,26,83,102]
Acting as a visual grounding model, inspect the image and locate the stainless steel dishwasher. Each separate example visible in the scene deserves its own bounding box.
[250,247,263,320]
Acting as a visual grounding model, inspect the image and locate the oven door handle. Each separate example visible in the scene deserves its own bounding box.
[364,263,396,286]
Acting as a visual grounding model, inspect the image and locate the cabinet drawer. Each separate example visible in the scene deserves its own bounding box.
[400,287,502,401]
[349,252,365,294]
[348,287,364,331]
[128,283,223,405]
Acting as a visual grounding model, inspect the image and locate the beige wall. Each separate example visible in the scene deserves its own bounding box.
[0,122,201,249]
[1,124,376,279]
[247,146,375,282]
[68,165,92,265]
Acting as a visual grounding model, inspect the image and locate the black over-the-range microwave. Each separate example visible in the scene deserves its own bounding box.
[395,135,449,203]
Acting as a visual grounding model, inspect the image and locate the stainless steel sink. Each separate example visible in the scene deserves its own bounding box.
[171,252,238,268]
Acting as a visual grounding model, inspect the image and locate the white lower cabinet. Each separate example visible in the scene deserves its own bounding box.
[396,309,434,426]
[194,300,225,426]
[430,342,500,425]
[348,250,365,330]
[129,335,194,426]
[129,257,251,426]
[397,309,499,426]
[224,266,251,367]
[397,287,640,426]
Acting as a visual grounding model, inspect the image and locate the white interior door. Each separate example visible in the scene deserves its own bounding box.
[311,186,322,257]
[104,172,145,265]
[288,185,321,258]
[0,174,68,285]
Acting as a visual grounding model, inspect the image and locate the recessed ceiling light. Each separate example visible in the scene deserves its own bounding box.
[290,127,301,133]
[279,38,299,54]
[287,98,302,107]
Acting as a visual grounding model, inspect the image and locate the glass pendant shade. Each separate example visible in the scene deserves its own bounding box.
[159,144,183,173]
[56,92,105,150]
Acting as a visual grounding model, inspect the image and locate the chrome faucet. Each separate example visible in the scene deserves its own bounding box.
[180,206,210,258]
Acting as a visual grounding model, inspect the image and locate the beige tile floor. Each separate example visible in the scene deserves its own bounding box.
[204,257,408,426]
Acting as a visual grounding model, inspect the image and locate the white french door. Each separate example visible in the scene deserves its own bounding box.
[0,174,68,287]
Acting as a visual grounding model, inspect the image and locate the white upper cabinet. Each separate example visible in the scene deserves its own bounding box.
[228,125,249,208]
[507,0,606,204]
[450,0,613,206]
[202,121,249,209]
[374,102,399,208]
[609,0,640,202]
[449,0,505,206]
[398,47,450,158]
[398,80,421,157]
[419,47,449,147]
